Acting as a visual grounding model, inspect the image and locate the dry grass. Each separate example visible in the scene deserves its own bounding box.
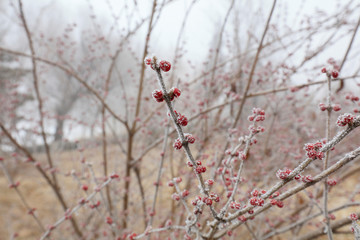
[0,142,359,240]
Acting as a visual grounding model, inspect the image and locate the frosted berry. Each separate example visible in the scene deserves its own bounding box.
[182,190,189,198]
[350,213,358,221]
[185,133,195,144]
[144,58,152,65]
[195,166,206,174]
[319,103,327,111]
[337,113,355,127]
[249,197,258,206]
[172,193,180,201]
[203,197,213,206]
[175,177,182,183]
[210,192,220,202]
[238,216,247,222]
[331,71,339,78]
[206,179,214,185]
[172,87,181,98]
[327,179,337,186]
[251,189,259,197]
[230,201,241,209]
[159,60,171,72]
[321,67,327,73]
[332,104,341,111]
[276,201,284,208]
[173,138,182,150]
[302,175,313,183]
[152,89,164,102]
[276,168,291,180]
[177,114,188,126]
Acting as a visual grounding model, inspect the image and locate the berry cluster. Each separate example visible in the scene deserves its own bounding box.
[350,213,359,221]
[321,67,339,78]
[327,179,337,186]
[337,113,355,127]
[318,103,341,112]
[184,133,195,144]
[304,141,324,160]
[195,164,207,174]
[270,199,284,208]
[152,87,181,102]
[181,189,189,198]
[173,138,183,150]
[301,175,314,183]
[152,89,164,102]
[249,197,264,206]
[248,108,266,122]
[346,94,359,102]
[174,111,188,126]
[276,168,292,180]
[145,57,172,72]
[173,133,195,150]
[230,201,241,210]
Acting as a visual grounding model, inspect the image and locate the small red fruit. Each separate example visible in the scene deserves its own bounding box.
[331,71,339,78]
[152,89,164,102]
[159,60,171,72]
[173,138,182,150]
[172,87,181,98]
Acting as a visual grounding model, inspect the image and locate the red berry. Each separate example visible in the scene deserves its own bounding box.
[144,58,152,65]
[249,197,258,206]
[251,189,259,197]
[332,104,341,111]
[110,173,119,179]
[182,190,189,198]
[172,193,180,201]
[152,89,164,102]
[350,213,358,221]
[159,60,171,72]
[351,96,359,102]
[276,201,284,208]
[321,67,327,73]
[177,114,188,126]
[185,133,195,144]
[302,175,313,183]
[129,233,137,240]
[82,184,88,191]
[319,103,327,111]
[331,71,339,78]
[172,87,181,98]
[327,179,337,186]
[206,179,214,185]
[173,138,182,150]
[203,197,212,206]
[337,113,355,127]
[106,217,113,225]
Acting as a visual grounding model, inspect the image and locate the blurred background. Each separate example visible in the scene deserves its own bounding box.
[1,0,360,239]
